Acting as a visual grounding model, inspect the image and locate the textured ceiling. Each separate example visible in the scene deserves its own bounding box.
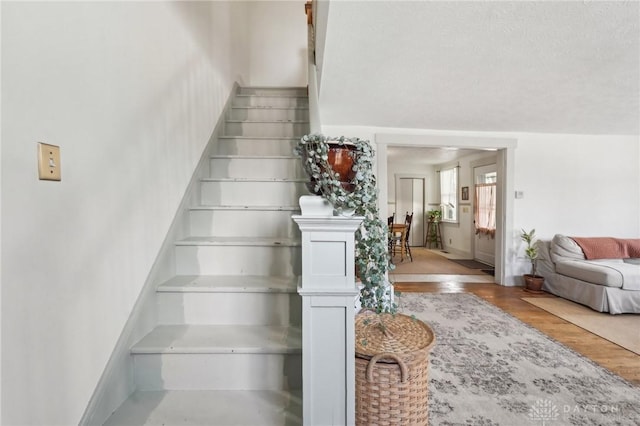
[318,1,639,135]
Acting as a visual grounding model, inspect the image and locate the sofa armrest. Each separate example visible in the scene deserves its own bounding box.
[550,234,586,263]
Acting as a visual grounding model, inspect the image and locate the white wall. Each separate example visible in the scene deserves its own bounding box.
[248,0,307,87]
[512,134,640,239]
[1,2,248,424]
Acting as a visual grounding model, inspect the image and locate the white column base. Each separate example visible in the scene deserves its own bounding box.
[292,202,363,426]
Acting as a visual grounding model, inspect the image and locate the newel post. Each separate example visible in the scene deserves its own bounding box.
[292,195,362,426]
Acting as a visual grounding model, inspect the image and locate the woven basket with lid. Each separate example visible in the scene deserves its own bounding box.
[355,310,436,426]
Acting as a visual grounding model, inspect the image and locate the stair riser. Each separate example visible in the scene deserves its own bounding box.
[175,245,301,276]
[225,122,308,138]
[233,96,309,108]
[157,293,301,326]
[229,108,309,122]
[201,181,308,205]
[134,353,302,390]
[209,157,304,179]
[217,138,298,156]
[189,210,300,238]
[237,87,307,96]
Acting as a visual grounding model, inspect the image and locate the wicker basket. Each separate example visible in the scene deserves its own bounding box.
[355,310,436,426]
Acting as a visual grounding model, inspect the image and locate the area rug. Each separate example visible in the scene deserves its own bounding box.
[522,297,640,355]
[396,293,640,425]
[391,248,485,275]
[448,258,492,270]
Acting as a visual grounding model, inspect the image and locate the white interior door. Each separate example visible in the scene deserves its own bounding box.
[396,177,425,247]
[473,164,497,265]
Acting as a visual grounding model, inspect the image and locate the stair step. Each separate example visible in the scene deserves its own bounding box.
[132,325,302,354]
[103,390,302,426]
[175,242,301,276]
[158,275,298,293]
[217,136,298,156]
[233,95,309,108]
[176,236,300,246]
[209,155,304,179]
[238,86,307,96]
[229,107,309,121]
[157,276,301,326]
[200,178,308,205]
[132,325,302,390]
[224,120,309,138]
[189,206,300,238]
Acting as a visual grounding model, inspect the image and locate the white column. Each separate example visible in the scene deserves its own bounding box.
[292,195,362,426]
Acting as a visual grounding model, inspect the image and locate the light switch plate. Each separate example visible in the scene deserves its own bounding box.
[38,142,61,181]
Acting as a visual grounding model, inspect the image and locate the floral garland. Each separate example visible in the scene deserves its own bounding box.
[295,134,396,313]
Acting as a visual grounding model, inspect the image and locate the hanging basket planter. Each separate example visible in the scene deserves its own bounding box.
[295,134,395,313]
[326,142,357,191]
[302,140,357,194]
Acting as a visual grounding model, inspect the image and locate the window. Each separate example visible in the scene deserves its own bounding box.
[439,166,458,222]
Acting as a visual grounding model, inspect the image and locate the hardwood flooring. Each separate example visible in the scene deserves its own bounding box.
[394,281,640,385]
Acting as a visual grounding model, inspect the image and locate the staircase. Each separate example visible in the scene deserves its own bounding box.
[104,87,309,425]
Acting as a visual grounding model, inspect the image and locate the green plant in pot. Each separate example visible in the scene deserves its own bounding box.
[427,209,442,222]
[521,228,545,293]
[425,209,443,246]
[295,134,395,313]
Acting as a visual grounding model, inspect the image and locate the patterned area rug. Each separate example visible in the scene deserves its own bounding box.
[397,293,640,425]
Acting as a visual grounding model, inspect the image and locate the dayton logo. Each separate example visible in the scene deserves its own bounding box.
[529,399,560,425]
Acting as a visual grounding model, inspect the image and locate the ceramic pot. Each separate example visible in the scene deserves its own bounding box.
[524,274,545,293]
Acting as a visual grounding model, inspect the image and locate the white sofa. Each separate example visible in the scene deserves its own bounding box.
[537,234,640,314]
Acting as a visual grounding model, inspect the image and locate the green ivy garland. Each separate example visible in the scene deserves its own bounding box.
[295,134,396,313]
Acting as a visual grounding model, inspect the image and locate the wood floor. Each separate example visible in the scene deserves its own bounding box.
[394,281,640,386]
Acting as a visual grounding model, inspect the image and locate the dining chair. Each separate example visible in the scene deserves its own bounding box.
[403,212,414,262]
[387,214,396,261]
[391,212,412,261]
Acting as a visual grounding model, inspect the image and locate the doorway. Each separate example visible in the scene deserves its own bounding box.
[472,163,497,266]
[377,135,516,285]
[394,175,425,247]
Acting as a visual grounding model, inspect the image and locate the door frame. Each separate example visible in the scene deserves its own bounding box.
[375,133,517,286]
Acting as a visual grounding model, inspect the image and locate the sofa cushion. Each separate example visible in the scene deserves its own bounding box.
[550,234,585,263]
[555,259,640,290]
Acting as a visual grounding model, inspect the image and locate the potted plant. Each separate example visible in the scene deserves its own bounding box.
[295,134,395,313]
[521,228,545,293]
[427,209,442,222]
[425,209,443,248]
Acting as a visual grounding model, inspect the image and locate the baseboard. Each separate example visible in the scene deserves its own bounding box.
[79,82,240,426]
